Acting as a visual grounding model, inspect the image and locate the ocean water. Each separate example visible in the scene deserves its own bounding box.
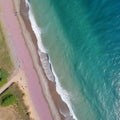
[28,0,120,119]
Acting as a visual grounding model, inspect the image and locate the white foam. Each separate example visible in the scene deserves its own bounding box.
[25,0,46,53]
[50,60,78,120]
[25,0,78,120]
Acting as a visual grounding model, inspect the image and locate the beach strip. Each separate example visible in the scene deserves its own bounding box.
[0,0,53,120]
[18,0,74,120]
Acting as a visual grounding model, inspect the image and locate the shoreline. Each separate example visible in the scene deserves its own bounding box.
[20,0,75,120]
[0,0,75,119]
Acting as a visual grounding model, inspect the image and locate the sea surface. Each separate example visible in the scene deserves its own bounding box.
[28,0,120,119]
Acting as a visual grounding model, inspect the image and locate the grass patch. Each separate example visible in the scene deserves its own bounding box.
[0,68,8,87]
[0,83,30,120]
[0,93,16,106]
[0,23,13,72]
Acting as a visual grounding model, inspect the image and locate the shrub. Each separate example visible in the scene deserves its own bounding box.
[0,93,16,106]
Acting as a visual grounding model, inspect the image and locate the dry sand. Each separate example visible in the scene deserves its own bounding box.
[0,106,21,120]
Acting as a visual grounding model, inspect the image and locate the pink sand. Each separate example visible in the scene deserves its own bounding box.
[0,0,53,119]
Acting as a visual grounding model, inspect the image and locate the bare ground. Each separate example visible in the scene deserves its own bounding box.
[0,106,21,120]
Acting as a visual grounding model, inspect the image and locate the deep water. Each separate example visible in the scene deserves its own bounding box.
[30,0,120,119]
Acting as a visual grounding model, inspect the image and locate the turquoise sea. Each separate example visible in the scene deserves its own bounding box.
[29,0,120,119]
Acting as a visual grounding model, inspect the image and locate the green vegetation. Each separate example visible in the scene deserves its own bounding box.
[0,23,13,72]
[0,83,30,120]
[0,93,16,106]
[0,68,8,87]
[0,23,13,87]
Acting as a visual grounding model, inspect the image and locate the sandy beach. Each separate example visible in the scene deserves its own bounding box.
[0,0,73,120]
[0,0,53,119]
